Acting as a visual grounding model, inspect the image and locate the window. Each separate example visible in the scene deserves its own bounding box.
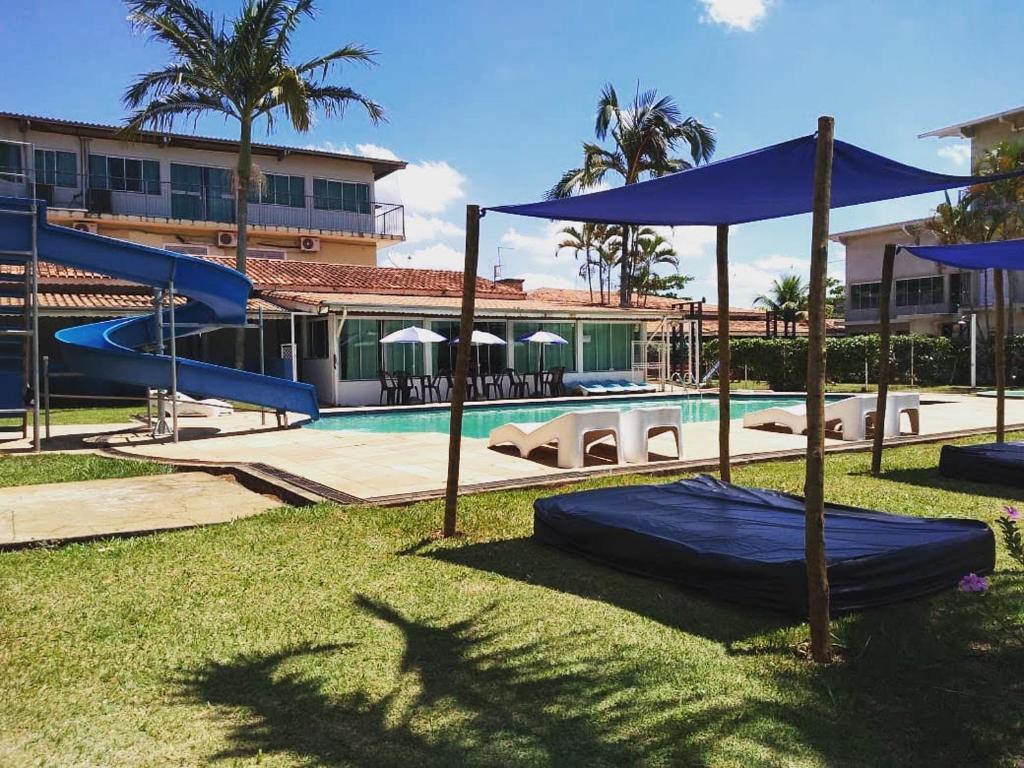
[431,320,507,375]
[313,178,370,214]
[512,322,576,373]
[34,149,77,188]
[88,154,160,194]
[582,323,635,372]
[247,248,286,260]
[850,282,880,311]
[0,141,23,181]
[894,276,944,308]
[249,173,304,207]
[170,163,233,222]
[163,244,209,256]
[380,319,426,375]
[338,318,379,380]
[304,317,329,360]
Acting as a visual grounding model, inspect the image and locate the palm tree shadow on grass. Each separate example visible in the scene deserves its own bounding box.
[423,537,794,648]
[178,595,788,767]
[177,583,1024,767]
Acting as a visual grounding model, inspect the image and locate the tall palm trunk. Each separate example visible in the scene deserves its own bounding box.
[619,224,631,307]
[589,249,598,303]
[233,115,253,370]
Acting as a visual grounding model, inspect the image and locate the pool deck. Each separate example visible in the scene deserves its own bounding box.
[59,391,1024,505]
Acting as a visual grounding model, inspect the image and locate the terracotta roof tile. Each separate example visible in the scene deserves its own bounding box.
[263,290,663,317]
[30,255,526,299]
[0,292,282,313]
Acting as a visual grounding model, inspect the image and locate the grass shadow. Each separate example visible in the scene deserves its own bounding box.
[179,595,765,766]
[425,537,794,648]
[767,573,1024,767]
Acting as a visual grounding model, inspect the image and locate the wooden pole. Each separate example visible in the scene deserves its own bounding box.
[443,205,481,536]
[871,243,897,476]
[805,116,835,664]
[994,268,1006,442]
[716,224,731,482]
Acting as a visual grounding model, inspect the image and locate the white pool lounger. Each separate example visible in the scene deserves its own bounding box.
[743,393,920,441]
[487,409,622,468]
[621,406,684,463]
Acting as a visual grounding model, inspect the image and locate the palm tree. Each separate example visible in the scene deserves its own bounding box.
[754,274,809,321]
[123,0,384,367]
[632,231,679,305]
[555,224,598,301]
[547,83,715,307]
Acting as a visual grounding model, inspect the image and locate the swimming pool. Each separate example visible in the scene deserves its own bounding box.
[308,394,834,439]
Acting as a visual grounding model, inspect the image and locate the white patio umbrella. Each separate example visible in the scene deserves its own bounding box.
[448,330,507,376]
[516,329,569,372]
[379,325,446,372]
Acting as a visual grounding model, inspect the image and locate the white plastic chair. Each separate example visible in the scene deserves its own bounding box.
[884,392,920,436]
[487,409,621,468]
[620,406,683,463]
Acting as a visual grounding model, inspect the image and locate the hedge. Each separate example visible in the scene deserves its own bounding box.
[699,333,1023,389]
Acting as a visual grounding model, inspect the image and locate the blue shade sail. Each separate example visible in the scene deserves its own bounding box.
[900,239,1024,270]
[489,134,1024,226]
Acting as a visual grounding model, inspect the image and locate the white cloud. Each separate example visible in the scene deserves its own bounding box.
[354,142,400,161]
[752,253,810,273]
[937,143,971,168]
[384,243,465,271]
[375,159,466,215]
[657,226,718,258]
[304,140,352,154]
[513,272,578,291]
[405,213,464,244]
[698,0,771,31]
[500,222,568,260]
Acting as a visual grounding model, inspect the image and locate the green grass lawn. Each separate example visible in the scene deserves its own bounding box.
[0,405,143,428]
[0,452,171,488]
[1,438,1022,767]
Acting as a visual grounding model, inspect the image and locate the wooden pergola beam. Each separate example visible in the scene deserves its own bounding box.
[804,115,835,664]
[871,243,897,476]
[443,204,481,536]
[716,224,731,481]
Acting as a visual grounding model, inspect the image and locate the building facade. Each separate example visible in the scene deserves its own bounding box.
[833,106,1024,336]
[0,112,406,265]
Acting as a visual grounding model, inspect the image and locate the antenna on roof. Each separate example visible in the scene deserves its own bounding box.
[494,246,514,281]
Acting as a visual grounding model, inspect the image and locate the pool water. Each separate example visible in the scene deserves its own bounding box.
[307,394,830,439]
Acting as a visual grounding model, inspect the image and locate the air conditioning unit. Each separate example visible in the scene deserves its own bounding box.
[217,231,238,248]
[299,235,320,253]
[72,221,98,234]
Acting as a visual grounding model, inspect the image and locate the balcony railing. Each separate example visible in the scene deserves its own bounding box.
[0,173,404,239]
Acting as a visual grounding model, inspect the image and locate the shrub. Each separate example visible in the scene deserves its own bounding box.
[702,333,978,388]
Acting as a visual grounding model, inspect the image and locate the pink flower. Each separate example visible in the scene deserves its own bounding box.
[1004,506,1021,521]
[959,573,989,593]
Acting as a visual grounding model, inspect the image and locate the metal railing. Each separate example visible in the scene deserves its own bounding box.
[0,172,405,239]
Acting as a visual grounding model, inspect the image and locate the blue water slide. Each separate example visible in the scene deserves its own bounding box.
[0,197,319,419]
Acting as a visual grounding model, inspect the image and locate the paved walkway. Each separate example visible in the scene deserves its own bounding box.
[94,392,1024,504]
[0,472,278,546]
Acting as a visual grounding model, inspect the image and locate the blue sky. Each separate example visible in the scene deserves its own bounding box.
[1,0,1020,304]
